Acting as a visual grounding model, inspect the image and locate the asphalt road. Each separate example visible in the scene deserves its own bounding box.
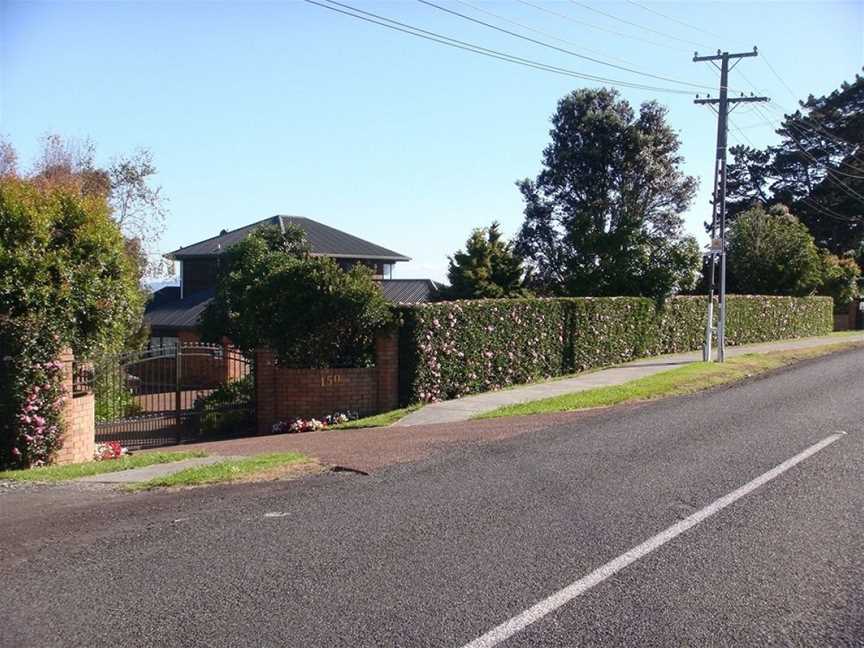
[2,348,863,647]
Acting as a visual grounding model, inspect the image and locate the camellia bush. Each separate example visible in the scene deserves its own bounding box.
[398,295,832,403]
[0,177,144,468]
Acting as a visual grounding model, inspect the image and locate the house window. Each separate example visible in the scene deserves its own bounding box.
[382,263,394,279]
[148,336,178,351]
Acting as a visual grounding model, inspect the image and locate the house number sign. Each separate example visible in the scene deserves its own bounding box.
[320,373,343,387]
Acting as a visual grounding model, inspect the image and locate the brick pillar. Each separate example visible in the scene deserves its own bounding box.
[54,348,95,465]
[255,348,277,435]
[375,327,399,413]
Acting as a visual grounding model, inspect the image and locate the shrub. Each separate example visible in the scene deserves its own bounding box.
[193,374,255,437]
[818,252,861,308]
[727,205,824,296]
[0,319,66,467]
[398,295,832,404]
[200,225,391,368]
[0,178,143,468]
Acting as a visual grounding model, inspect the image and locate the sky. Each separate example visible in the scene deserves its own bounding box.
[2,0,862,284]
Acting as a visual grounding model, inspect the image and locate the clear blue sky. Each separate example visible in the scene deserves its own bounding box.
[2,1,862,283]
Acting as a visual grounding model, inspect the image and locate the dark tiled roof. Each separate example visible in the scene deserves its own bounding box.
[144,287,214,331]
[380,279,442,304]
[167,215,410,262]
[144,279,440,331]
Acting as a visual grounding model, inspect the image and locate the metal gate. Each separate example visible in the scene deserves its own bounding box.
[82,342,255,450]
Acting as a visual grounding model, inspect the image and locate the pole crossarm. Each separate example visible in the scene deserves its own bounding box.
[693,47,758,62]
[694,95,770,105]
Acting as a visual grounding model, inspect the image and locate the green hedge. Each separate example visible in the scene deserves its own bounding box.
[397,295,832,403]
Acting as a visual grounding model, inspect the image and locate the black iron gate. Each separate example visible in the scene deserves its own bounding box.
[84,342,255,450]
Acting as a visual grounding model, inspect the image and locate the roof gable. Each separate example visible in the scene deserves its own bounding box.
[167,215,410,262]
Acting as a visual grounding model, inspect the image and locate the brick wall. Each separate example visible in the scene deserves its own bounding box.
[256,327,399,434]
[54,349,95,465]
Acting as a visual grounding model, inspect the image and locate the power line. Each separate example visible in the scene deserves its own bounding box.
[451,0,665,69]
[728,116,757,147]
[750,103,864,180]
[761,54,800,105]
[733,66,861,152]
[765,101,861,152]
[781,120,864,179]
[625,0,725,42]
[515,0,687,53]
[801,196,863,223]
[417,0,717,90]
[730,92,864,179]
[567,0,711,49]
[725,124,862,225]
[306,0,696,95]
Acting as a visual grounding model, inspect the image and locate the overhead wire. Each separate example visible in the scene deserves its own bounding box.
[450,0,644,68]
[417,0,718,91]
[305,0,696,95]
[752,103,864,180]
[624,0,726,42]
[515,0,688,52]
[566,0,711,49]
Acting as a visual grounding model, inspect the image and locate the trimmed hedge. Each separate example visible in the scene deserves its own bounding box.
[397,295,832,404]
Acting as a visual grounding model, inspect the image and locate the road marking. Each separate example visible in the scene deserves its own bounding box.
[461,432,846,648]
[263,512,290,518]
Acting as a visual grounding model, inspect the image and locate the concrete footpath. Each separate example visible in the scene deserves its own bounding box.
[394,333,864,426]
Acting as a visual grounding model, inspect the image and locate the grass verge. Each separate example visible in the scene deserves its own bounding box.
[0,451,207,482]
[331,404,422,430]
[477,341,863,420]
[129,452,312,490]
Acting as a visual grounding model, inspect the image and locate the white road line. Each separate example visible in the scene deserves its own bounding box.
[461,432,847,648]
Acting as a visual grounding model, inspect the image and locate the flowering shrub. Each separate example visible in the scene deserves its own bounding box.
[398,295,833,403]
[1,177,144,469]
[94,441,126,461]
[0,319,67,468]
[7,355,66,467]
[271,411,358,434]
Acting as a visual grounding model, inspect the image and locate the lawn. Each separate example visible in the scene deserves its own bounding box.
[129,452,312,490]
[330,404,421,430]
[478,341,862,420]
[0,451,207,482]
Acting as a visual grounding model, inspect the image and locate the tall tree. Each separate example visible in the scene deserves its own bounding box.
[515,88,700,299]
[440,222,530,300]
[5,134,171,277]
[0,138,17,177]
[726,70,864,260]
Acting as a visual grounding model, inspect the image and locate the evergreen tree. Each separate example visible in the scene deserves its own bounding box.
[440,222,530,299]
[726,70,864,260]
[514,88,701,299]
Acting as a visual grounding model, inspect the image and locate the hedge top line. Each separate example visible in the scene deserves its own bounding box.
[397,294,833,309]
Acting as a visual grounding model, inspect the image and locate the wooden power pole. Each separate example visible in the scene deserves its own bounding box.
[694,47,769,362]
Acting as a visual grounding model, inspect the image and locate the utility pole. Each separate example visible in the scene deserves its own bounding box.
[693,47,769,362]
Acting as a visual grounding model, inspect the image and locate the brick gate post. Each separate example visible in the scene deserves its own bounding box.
[375,327,399,413]
[255,348,277,435]
[54,348,95,465]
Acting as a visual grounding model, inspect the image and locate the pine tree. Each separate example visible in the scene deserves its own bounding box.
[440,222,530,300]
